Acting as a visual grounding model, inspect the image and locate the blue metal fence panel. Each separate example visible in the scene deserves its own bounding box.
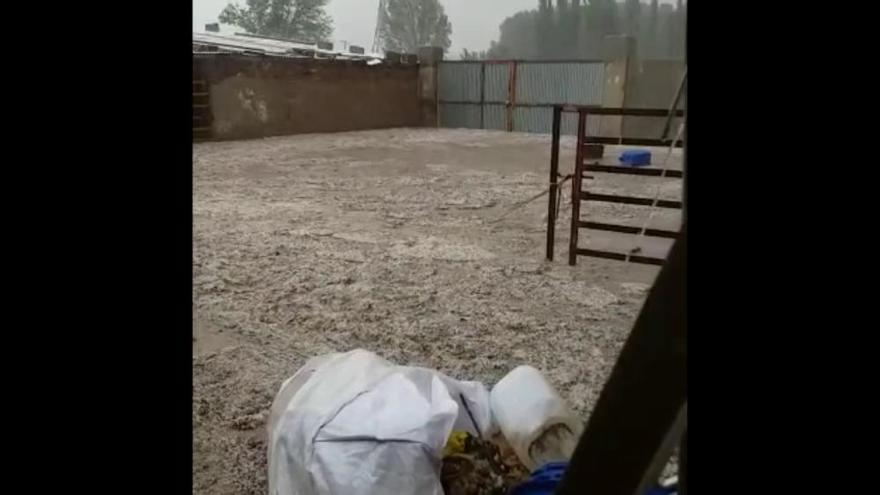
[440,103,481,129]
[512,106,550,134]
[484,64,510,103]
[483,104,507,130]
[438,62,482,102]
[513,107,602,135]
[438,61,605,134]
[515,62,605,106]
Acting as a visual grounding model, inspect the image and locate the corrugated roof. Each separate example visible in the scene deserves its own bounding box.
[192,32,382,61]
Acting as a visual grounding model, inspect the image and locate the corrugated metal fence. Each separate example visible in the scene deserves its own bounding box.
[439,60,605,135]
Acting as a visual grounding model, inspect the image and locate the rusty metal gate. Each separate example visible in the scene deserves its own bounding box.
[438,60,606,135]
[544,105,685,265]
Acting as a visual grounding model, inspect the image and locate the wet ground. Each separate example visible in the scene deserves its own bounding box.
[193,128,682,493]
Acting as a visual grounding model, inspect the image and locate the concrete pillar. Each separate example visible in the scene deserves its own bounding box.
[599,35,637,138]
[623,60,686,139]
[418,47,444,127]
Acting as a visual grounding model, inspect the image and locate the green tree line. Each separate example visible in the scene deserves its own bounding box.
[218,0,454,55]
[476,0,685,61]
[219,0,334,42]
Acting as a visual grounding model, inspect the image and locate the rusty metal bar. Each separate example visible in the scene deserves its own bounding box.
[582,164,683,179]
[569,112,587,266]
[578,221,679,240]
[439,100,492,105]
[438,102,683,112]
[581,192,682,209]
[546,105,563,261]
[575,248,666,266]
[440,58,605,64]
[565,107,684,117]
[557,226,686,495]
[585,136,684,147]
[506,61,519,132]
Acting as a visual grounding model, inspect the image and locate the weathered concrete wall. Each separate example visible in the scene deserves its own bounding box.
[622,60,686,139]
[417,47,443,128]
[598,36,637,138]
[596,36,685,141]
[193,55,421,141]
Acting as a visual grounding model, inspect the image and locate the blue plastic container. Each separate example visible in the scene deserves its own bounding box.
[510,462,677,495]
[619,149,652,167]
[510,462,568,495]
[645,486,677,495]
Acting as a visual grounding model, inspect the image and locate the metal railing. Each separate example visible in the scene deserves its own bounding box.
[544,105,685,265]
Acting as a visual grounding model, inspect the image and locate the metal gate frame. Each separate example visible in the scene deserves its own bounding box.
[545,105,685,265]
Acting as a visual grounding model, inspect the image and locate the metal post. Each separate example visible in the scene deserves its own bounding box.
[679,11,688,492]
[546,105,562,261]
[681,85,687,228]
[568,110,587,266]
[506,61,518,132]
[480,62,486,130]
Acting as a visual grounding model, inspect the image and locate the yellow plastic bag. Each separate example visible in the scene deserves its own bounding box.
[443,431,470,456]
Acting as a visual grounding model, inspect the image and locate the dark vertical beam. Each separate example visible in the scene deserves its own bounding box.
[506,61,519,132]
[682,3,688,229]
[679,430,688,495]
[480,62,486,130]
[546,105,562,261]
[682,94,687,226]
[679,11,688,493]
[506,61,514,131]
[556,224,687,495]
[568,110,587,266]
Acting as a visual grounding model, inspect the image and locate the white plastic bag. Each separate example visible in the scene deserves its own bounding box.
[267,349,492,495]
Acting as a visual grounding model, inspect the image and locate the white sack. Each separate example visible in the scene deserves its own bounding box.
[267,349,492,495]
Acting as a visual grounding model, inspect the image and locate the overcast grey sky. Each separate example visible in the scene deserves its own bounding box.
[193,0,540,55]
[193,1,677,56]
